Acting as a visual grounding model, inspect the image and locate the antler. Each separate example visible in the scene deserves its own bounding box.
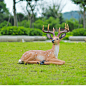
[57,23,69,37]
[42,24,55,36]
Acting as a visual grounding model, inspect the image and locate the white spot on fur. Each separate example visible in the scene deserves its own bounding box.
[54,45,59,58]
[48,55,49,56]
[50,52,51,54]
[25,55,26,57]
[37,56,45,61]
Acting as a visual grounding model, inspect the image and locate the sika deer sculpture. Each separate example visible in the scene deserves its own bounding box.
[19,23,69,65]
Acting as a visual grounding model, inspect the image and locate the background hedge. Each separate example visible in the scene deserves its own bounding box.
[0,26,28,35]
[29,29,43,36]
[0,26,73,40]
[0,26,43,36]
[72,28,86,36]
[0,26,86,40]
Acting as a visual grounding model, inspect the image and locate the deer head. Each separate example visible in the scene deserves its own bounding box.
[42,23,69,45]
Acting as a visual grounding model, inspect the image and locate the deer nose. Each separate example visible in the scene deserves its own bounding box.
[52,40,55,43]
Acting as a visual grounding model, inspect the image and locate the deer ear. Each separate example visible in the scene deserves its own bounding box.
[60,33,66,39]
[46,34,53,39]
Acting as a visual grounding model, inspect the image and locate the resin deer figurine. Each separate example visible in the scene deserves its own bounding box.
[19,23,69,65]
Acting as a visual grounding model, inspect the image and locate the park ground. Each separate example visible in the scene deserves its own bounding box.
[0,42,86,85]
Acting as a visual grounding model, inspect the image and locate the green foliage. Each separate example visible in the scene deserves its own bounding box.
[0,1,9,23]
[33,19,44,29]
[47,17,60,29]
[0,21,11,29]
[34,17,60,30]
[17,13,25,22]
[63,32,73,40]
[29,28,43,36]
[18,20,30,28]
[71,0,86,29]
[0,42,86,85]
[60,23,65,28]
[72,28,86,36]
[0,26,28,35]
[66,18,83,31]
[60,18,83,31]
[0,1,9,14]
[0,26,43,36]
[71,0,86,6]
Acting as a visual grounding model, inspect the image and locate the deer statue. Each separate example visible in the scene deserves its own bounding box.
[18,23,69,65]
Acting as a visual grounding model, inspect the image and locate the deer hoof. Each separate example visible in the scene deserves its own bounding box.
[40,62,44,65]
[40,60,45,65]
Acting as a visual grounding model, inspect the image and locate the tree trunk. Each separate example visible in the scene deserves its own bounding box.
[83,8,85,29]
[13,0,18,26]
[30,16,32,28]
[30,14,34,28]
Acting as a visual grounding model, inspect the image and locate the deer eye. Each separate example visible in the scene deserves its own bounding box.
[56,38,58,40]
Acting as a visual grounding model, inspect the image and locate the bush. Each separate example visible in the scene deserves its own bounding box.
[0,26,44,36]
[18,20,30,28]
[72,28,86,36]
[0,21,11,29]
[63,32,73,40]
[29,28,43,36]
[0,26,28,35]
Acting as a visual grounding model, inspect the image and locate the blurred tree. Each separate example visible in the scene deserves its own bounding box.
[59,13,64,24]
[17,13,25,22]
[71,0,86,29]
[13,0,18,26]
[9,15,14,26]
[26,0,39,28]
[42,5,60,19]
[42,1,65,24]
[13,0,40,27]
[0,0,9,23]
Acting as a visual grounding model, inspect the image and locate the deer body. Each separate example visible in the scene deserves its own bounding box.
[19,44,59,63]
[19,24,69,65]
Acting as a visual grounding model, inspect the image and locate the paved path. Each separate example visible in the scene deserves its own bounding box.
[33,40,85,43]
[62,40,85,43]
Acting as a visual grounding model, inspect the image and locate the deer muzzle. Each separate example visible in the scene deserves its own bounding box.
[52,40,55,43]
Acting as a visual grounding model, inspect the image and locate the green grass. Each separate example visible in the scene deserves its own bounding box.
[0,42,86,85]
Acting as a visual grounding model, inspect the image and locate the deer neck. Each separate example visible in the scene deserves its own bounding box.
[52,44,59,58]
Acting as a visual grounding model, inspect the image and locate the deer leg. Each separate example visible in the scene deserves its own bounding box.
[57,59,65,64]
[25,61,40,64]
[49,59,65,64]
[44,61,64,65]
[25,60,64,65]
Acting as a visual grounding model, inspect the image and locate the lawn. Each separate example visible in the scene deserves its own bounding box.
[0,42,86,85]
